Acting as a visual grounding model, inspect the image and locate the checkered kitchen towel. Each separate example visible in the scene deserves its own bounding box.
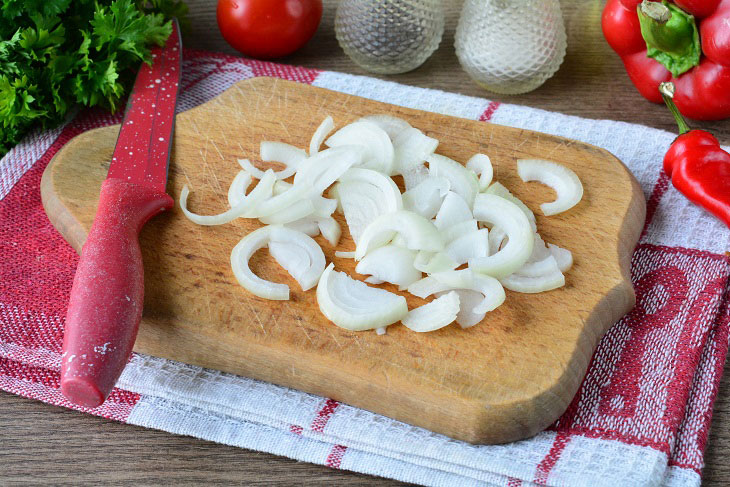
[2,50,729,487]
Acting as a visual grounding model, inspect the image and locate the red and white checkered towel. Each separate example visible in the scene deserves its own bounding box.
[1,50,729,487]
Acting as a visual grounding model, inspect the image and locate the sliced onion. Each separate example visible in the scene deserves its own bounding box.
[361,114,411,141]
[401,177,450,219]
[339,168,402,209]
[227,170,253,208]
[402,164,430,190]
[356,210,444,260]
[485,182,537,233]
[285,218,320,237]
[434,191,473,230]
[442,219,478,244]
[413,251,458,274]
[443,289,486,329]
[325,120,394,174]
[230,225,325,299]
[337,175,402,245]
[548,243,573,272]
[309,116,334,156]
[393,127,439,175]
[427,154,479,207]
[517,159,584,216]
[294,146,364,194]
[401,291,460,332]
[466,154,493,191]
[355,244,421,288]
[316,263,408,331]
[445,228,488,266]
[312,195,338,218]
[335,250,356,259]
[514,254,561,277]
[180,169,276,225]
[318,217,341,246]
[268,236,326,292]
[500,269,565,294]
[273,179,292,196]
[375,326,387,335]
[365,276,384,285]
[408,269,505,314]
[259,198,315,224]
[487,225,507,255]
[526,233,552,263]
[469,194,534,278]
[261,141,307,173]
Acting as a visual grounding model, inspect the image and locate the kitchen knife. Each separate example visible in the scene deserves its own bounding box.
[60,20,182,408]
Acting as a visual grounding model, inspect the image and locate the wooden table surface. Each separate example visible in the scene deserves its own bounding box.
[3,1,729,485]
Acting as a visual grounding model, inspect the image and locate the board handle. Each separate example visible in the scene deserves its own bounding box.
[61,178,173,408]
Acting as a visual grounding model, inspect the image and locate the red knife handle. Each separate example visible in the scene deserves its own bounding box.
[61,178,173,408]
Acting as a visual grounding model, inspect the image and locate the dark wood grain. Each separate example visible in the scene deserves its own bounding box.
[3,0,729,484]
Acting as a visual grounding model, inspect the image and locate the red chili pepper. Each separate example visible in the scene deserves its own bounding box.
[602,0,730,120]
[660,82,730,228]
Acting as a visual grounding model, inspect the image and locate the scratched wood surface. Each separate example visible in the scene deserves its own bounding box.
[5,0,730,484]
[42,76,644,444]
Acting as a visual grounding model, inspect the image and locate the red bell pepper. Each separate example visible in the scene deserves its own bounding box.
[602,0,730,120]
[660,82,730,228]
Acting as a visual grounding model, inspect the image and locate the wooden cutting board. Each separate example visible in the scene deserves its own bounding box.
[41,77,645,444]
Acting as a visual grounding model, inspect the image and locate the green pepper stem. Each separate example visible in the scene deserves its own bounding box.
[659,82,691,135]
[637,1,701,77]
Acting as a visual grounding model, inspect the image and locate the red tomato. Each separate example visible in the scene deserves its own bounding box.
[217,0,323,59]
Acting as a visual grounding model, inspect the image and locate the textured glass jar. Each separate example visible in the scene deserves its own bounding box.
[335,0,445,75]
[455,0,567,94]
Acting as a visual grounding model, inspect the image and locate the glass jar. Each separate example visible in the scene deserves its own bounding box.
[455,0,567,94]
[335,0,445,75]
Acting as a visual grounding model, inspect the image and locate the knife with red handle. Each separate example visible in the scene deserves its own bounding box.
[61,20,182,408]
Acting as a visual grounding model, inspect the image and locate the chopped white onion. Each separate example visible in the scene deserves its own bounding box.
[180,169,276,225]
[413,251,458,274]
[361,114,412,141]
[227,170,253,208]
[294,146,364,194]
[517,159,584,216]
[487,225,507,255]
[365,276,385,285]
[230,225,325,299]
[402,291,460,332]
[445,289,486,329]
[261,141,307,175]
[402,164,430,190]
[337,175,402,245]
[444,228,489,266]
[325,120,394,174]
[500,270,565,294]
[442,219,479,244]
[285,218,320,236]
[356,210,444,260]
[309,116,334,156]
[316,263,408,331]
[355,244,421,288]
[259,199,315,224]
[469,194,534,278]
[312,195,338,218]
[318,217,342,246]
[339,168,402,209]
[484,182,537,233]
[434,191,473,230]
[335,250,356,259]
[393,127,439,175]
[408,269,505,314]
[548,243,573,272]
[427,154,479,207]
[401,177,450,219]
[466,154,493,191]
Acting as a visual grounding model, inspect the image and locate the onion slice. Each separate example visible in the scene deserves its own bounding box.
[548,243,573,272]
[402,176,450,219]
[517,159,583,216]
[318,217,342,246]
[484,182,537,232]
[434,191,473,230]
[310,116,334,156]
[316,263,408,331]
[355,244,421,288]
[445,228,489,266]
[442,219,479,244]
[469,194,534,278]
[325,120,394,174]
[393,127,439,175]
[230,225,325,299]
[427,154,479,207]
[356,210,444,260]
[402,164,430,190]
[444,289,486,329]
[227,170,253,208]
[466,154,493,191]
[413,251,458,274]
[401,291,460,332]
[361,114,412,141]
[408,269,506,314]
[180,169,276,226]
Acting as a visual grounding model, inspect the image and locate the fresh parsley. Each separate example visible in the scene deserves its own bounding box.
[0,0,188,157]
